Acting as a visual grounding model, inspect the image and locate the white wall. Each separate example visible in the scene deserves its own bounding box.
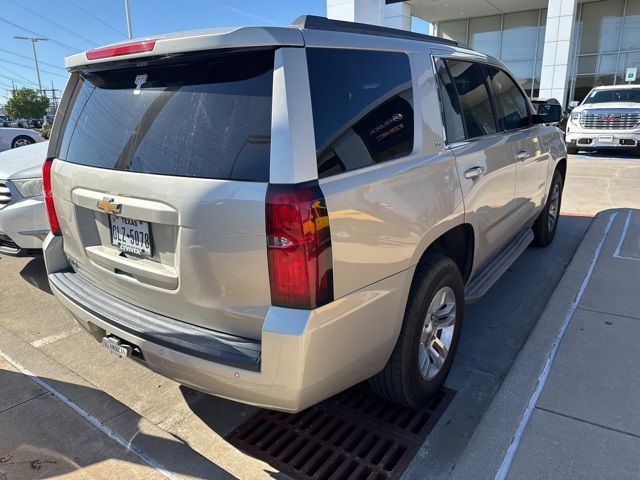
[539,0,578,105]
[327,0,411,30]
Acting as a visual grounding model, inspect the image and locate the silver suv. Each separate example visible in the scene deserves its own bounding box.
[43,16,566,412]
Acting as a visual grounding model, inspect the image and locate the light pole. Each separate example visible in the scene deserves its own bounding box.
[14,36,47,95]
[124,0,133,39]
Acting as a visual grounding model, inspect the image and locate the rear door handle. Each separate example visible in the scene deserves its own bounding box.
[516,150,530,160]
[464,166,485,179]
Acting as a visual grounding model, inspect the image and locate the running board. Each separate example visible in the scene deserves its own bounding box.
[464,228,534,303]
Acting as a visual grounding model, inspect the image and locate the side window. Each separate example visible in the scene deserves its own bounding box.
[445,60,498,138]
[487,66,531,131]
[434,58,466,144]
[306,48,414,179]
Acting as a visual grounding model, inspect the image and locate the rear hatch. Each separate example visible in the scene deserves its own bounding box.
[49,48,280,339]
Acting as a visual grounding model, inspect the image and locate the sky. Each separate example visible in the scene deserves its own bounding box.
[0,0,328,103]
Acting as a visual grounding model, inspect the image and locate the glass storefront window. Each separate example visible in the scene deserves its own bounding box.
[579,0,625,54]
[469,15,501,58]
[537,9,547,60]
[617,51,640,84]
[502,10,540,61]
[577,55,598,74]
[621,0,640,51]
[599,54,618,74]
[439,19,467,44]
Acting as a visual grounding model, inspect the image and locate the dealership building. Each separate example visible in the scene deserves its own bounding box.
[327,0,640,106]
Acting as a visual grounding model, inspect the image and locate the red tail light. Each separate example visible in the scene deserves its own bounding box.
[42,158,61,236]
[266,182,333,309]
[86,40,156,60]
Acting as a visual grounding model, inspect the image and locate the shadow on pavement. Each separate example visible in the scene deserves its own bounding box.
[19,257,52,295]
[179,385,258,438]
[0,368,237,480]
[575,149,639,160]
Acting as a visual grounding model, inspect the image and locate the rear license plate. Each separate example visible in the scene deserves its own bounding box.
[101,336,132,358]
[110,215,152,256]
[598,135,614,143]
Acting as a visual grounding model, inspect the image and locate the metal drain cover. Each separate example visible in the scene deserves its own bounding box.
[226,383,455,480]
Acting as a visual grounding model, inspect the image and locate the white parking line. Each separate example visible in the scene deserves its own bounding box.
[30,327,83,348]
[495,211,618,480]
[613,210,639,261]
[0,348,180,480]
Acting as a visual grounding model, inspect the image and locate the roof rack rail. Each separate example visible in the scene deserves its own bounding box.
[291,15,459,47]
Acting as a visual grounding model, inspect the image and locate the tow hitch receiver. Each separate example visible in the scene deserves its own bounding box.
[101,336,132,358]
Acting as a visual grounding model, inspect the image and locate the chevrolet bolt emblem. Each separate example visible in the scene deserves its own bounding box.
[97,197,121,214]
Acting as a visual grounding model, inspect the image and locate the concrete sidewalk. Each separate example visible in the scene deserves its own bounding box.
[453,209,640,480]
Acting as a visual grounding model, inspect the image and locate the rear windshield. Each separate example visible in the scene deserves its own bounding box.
[583,88,640,104]
[55,50,274,182]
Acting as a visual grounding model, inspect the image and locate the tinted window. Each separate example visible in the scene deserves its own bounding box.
[55,50,274,181]
[434,58,465,143]
[487,66,531,130]
[445,60,497,138]
[307,48,414,178]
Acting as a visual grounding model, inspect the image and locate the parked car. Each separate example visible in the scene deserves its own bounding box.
[42,16,565,412]
[0,126,45,152]
[566,84,640,154]
[0,141,49,255]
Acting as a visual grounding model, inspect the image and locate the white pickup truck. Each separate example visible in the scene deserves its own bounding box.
[566,84,640,154]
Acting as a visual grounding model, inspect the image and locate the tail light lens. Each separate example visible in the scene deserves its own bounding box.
[42,158,61,236]
[266,182,333,309]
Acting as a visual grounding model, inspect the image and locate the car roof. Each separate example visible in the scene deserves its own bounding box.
[591,84,640,90]
[65,15,464,70]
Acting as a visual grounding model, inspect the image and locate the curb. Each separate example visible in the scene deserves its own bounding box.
[450,209,622,480]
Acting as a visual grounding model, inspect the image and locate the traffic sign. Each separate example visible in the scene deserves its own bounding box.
[625,67,637,83]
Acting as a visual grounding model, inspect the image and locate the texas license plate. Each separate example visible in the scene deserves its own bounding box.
[101,336,132,358]
[598,135,614,143]
[110,215,152,256]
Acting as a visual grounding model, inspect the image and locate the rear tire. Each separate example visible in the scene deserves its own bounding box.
[368,254,464,407]
[532,169,563,247]
[11,136,34,148]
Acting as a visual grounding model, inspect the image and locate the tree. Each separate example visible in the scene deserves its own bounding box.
[4,88,49,119]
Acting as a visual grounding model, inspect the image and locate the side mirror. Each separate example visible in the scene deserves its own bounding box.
[534,104,562,124]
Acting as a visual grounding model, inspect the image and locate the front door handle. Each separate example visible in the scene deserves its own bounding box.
[516,150,530,160]
[464,166,485,179]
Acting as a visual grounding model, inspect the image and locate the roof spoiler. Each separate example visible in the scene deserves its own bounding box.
[291,15,459,47]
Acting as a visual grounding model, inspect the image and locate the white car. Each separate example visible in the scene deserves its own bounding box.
[0,126,45,152]
[0,141,49,255]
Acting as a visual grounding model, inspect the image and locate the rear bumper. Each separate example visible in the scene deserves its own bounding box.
[43,233,412,412]
[0,197,48,255]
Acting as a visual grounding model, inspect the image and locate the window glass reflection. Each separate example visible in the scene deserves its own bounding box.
[446,60,498,138]
[307,48,414,179]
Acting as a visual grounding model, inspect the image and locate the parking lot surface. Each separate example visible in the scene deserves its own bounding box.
[1,152,639,479]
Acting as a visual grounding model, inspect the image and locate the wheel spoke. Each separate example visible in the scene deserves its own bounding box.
[418,344,430,377]
[428,337,448,370]
[436,303,456,327]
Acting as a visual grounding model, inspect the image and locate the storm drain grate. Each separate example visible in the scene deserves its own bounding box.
[226,384,455,480]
